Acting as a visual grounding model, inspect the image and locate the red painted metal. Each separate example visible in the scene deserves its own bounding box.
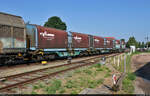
[36,25,68,48]
[72,32,89,48]
[105,37,115,48]
[93,36,104,48]
[116,40,120,44]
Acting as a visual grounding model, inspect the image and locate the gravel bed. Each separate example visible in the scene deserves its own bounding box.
[0,56,101,77]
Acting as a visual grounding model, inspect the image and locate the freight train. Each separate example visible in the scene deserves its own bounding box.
[0,12,126,66]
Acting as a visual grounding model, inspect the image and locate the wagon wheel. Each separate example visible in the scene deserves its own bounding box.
[37,55,44,62]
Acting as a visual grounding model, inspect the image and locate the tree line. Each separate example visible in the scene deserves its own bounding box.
[126,36,148,48]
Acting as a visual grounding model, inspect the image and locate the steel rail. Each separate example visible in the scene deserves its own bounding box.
[0,53,122,93]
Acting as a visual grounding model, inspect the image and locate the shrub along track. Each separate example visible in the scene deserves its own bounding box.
[0,53,122,94]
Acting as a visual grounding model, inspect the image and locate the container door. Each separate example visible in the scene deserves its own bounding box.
[88,35,94,49]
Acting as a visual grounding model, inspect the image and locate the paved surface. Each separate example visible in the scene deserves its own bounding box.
[79,85,112,94]
[131,53,150,94]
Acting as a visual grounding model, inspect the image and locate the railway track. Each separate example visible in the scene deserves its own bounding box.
[0,53,111,71]
[0,53,122,93]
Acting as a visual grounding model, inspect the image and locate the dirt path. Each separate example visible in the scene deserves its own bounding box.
[131,53,150,94]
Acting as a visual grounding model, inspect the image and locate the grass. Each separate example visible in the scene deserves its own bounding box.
[30,62,113,94]
[127,73,136,81]
[33,85,39,90]
[96,68,103,71]
[74,69,81,73]
[83,69,92,75]
[31,91,37,94]
[58,88,66,93]
[122,73,136,93]
[121,51,144,94]
[45,79,62,94]
[104,73,111,78]
[65,80,76,88]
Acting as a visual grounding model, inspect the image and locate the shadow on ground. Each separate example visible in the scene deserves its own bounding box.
[134,62,150,81]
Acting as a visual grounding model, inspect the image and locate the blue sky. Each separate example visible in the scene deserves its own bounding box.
[1,0,150,42]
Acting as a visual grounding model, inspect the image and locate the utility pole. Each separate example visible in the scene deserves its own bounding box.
[145,35,149,49]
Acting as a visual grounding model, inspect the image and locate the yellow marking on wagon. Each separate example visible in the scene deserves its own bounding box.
[41,61,47,65]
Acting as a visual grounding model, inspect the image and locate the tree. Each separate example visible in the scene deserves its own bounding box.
[141,42,145,48]
[137,42,141,48]
[120,39,125,42]
[120,39,125,44]
[146,42,150,47]
[44,16,67,30]
[126,37,138,48]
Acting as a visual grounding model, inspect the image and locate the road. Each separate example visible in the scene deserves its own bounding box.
[131,53,150,94]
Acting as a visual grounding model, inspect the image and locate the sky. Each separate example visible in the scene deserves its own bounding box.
[1,0,150,42]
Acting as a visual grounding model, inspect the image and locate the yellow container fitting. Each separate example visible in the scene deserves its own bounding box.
[41,61,47,65]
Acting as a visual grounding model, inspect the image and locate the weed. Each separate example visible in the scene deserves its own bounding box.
[122,77,134,93]
[45,86,56,94]
[83,69,92,75]
[33,85,39,89]
[92,63,101,68]
[65,80,76,88]
[96,78,104,84]
[45,79,62,94]
[94,71,98,76]
[75,69,81,73]
[67,73,73,77]
[31,91,37,94]
[127,73,136,81]
[88,80,97,88]
[104,73,111,78]
[96,68,103,71]
[39,83,45,88]
[58,88,66,93]
[71,90,78,94]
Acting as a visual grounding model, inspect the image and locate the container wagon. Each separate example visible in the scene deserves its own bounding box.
[0,12,126,66]
[104,37,116,53]
[26,24,69,61]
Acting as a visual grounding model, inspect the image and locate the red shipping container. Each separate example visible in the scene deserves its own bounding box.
[105,37,115,48]
[93,36,104,48]
[37,25,68,48]
[72,32,89,48]
[116,40,120,44]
